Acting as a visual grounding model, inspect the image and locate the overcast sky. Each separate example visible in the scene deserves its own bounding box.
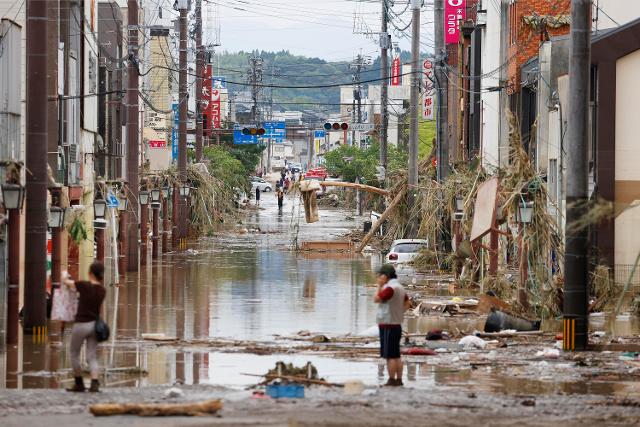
[204,0,435,61]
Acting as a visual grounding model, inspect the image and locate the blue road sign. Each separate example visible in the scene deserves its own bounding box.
[314,130,326,139]
[106,191,119,208]
[262,121,286,144]
[212,76,226,89]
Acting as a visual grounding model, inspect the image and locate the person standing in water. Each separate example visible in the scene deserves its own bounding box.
[276,185,284,210]
[374,264,410,386]
[64,261,107,392]
[255,186,261,206]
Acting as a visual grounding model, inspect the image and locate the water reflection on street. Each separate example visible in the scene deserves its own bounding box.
[2,194,640,397]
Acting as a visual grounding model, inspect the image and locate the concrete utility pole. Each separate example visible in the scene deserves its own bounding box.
[434,0,448,182]
[195,0,204,161]
[407,0,421,237]
[176,0,189,246]
[564,0,591,351]
[350,54,366,147]
[23,0,49,332]
[380,0,389,170]
[125,0,140,271]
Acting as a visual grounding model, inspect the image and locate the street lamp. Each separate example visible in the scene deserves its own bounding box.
[161,185,170,199]
[151,188,161,204]
[93,198,107,219]
[139,190,150,206]
[1,182,25,210]
[117,192,128,211]
[47,206,65,229]
[179,184,192,198]
[517,201,535,224]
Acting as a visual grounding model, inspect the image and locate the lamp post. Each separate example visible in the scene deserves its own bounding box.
[3,181,25,345]
[140,190,149,266]
[162,186,170,253]
[94,197,107,263]
[48,185,65,341]
[151,188,161,259]
[516,200,534,309]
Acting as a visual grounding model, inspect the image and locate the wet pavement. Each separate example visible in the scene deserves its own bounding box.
[1,188,640,426]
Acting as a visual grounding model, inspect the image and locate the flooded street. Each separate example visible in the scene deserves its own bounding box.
[2,192,640,425]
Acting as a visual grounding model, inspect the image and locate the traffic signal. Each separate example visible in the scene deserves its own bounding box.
[324,122,349,131]
[242,127,266,136]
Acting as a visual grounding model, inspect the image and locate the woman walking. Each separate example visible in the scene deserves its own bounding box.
[64,261,107,392]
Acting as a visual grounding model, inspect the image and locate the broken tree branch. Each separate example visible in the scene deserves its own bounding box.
[356,188,407,253]
[89,399,223,417]
[319,181,390,197]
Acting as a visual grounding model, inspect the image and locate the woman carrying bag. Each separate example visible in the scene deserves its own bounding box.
[63,261,107,392]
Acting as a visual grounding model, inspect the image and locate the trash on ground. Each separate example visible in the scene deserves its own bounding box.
[89,400,222,417]
[164,387,183,398]
[459,335,488,350]
[484,309,540,333]
[535,348,561,359]
[401,347,437,356]
[266,383,305,399]
[343,380,365,395]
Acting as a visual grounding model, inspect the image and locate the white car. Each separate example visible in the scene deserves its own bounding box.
[385,239,430,264]
[251,177,273,192]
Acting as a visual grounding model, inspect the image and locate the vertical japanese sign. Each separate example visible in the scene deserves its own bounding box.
[202,64,213,135]
[171,103,179,162]
[391,57,401,86]
[445,0,466,44]
[211,88,221,130]
[422,60,435,120]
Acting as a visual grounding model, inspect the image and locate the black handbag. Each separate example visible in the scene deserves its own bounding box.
[95,317,110,342]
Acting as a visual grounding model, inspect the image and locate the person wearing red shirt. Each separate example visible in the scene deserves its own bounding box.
[374,264,410,386]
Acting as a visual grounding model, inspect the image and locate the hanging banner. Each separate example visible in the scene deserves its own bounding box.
[171,103,178,162]
[211,88,221,130]
[202,64,213,135]
[391,57,401,86]
[422,59,435,121]
[445,0,466,44]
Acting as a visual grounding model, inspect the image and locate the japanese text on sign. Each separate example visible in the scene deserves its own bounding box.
[445,0,466,44]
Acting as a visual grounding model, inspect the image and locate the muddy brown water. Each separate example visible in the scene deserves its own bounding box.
[1,195,639,397]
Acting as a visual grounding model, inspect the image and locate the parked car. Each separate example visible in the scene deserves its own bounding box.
[385,239,430,264]
[289,163,303,173]
[251,176,273,192]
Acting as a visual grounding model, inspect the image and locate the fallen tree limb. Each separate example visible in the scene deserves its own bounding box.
[319,181,390,197]
[241,372,343,387]
[356,188,406,253]
[89,399,222,417]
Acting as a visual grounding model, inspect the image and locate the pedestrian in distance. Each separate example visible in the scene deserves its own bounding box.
[374,264,410,386]
[63,261,107,392]
[276,185,284,210]
[255,186,261,206]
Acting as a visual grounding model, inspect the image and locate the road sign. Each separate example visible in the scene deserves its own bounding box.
[349,123,375,132]
[262,121,286,143]
[106,191,119,208]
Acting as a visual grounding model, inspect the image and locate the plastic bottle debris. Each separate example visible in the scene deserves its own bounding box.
[459,335,488,350]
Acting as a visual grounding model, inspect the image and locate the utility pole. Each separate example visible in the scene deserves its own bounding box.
[23,0,49,332]
[380,0,389,170]
[195,0,204,161]
[248,56,264,166]
[407,0,421,237]
[434,0,448,182]
[125,0,140,271]
[351,54,366,147]
[564,0,591,351]
[176,0,189,248]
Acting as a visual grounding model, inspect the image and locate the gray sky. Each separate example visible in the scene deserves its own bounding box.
[205,0,435,61]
